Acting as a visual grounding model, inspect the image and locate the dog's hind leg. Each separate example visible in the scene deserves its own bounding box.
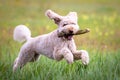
[29,53,40,62]
[13,50,36,72]
[13,57,19,72]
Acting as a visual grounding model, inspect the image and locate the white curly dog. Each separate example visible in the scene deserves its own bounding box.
[13,10,89,71]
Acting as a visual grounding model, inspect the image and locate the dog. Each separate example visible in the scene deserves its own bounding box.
[13,10,89,72]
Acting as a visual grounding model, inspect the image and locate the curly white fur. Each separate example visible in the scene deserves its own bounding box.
[13,25,31,42]
[13,10,89,72]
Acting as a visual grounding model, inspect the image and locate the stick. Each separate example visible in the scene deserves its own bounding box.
[74,28,90,35]
[57,28,90,37]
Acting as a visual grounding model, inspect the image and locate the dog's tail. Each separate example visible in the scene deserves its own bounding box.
[13,25,31,43]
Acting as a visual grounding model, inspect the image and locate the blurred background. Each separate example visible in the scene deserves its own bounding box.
[0,0,120,79]
[0,0,120,54]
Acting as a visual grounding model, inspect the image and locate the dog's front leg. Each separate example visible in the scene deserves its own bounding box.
[68,40,89,65]
[53,47,74,64]
[73,50,89,65]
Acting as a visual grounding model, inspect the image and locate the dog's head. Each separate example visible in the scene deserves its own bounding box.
[45,10,79,40]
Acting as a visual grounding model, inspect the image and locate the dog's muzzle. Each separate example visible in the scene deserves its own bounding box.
[57,30,74,40]
[64,34,73,40]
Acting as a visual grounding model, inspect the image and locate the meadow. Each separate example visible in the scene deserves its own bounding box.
[0,0,120,80]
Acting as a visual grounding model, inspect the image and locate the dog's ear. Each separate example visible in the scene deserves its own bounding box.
[67,12,78,22]
[45,10,62,24]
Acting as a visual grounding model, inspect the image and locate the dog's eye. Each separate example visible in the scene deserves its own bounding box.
[63,24,67,27]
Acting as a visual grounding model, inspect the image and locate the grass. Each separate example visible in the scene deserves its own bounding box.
[0,0,120,80]
[0,50,120,80]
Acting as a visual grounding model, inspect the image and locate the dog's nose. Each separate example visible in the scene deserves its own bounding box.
[69,30,73,34]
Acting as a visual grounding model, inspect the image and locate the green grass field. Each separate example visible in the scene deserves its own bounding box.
[0,0,120,80]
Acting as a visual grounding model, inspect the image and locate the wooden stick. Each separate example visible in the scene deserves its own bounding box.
[57,28,90,37]
[74,28,90,35]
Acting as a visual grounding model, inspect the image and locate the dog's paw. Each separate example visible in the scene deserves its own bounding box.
[81,50,89,65]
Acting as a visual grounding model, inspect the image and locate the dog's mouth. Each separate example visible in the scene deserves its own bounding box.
[57,30,74,40]
[57,31,73,40]
[63,34,73,40]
